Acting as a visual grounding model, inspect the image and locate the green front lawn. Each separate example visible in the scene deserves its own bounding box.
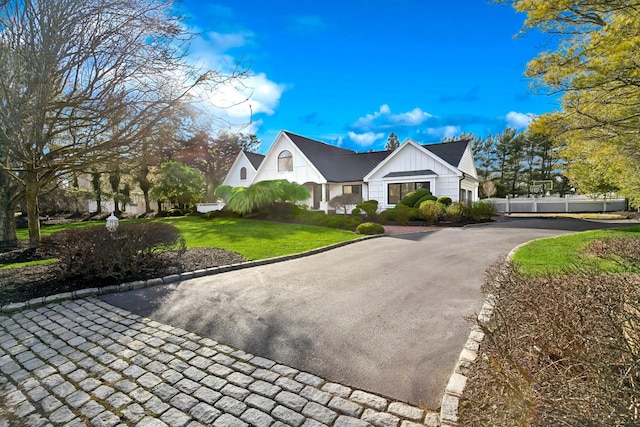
[16,216,362,260]
[512,225,640,275]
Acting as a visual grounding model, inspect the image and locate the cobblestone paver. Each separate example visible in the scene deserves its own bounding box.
[0,298,439,426]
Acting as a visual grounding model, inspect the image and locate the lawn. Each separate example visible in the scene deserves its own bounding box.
[512,225,640,275]
[15,216,362,260]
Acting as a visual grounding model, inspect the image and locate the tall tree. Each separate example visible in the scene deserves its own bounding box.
[150,161,205,209]
[499,0,640,204]
[0,0,245,247]
[176,131,259,199]
[386,132,400,150]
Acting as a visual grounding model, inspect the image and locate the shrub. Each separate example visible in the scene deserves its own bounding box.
[400,188,431,207]
[460,261,640,425]
[379,206,420,224]
[469,201,496,221]
[415,195,437,207]
[436,196,452,206]
[351,207,363,215]
[355,200,379,218]
[418,200,446,223]
[168,207,184,217]
[356,222,385,235]
[43,222,186,284]
[445,202,470,223]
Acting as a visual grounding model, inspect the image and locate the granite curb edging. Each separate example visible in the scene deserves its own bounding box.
[438,240,534,426]
[1,234,384,315]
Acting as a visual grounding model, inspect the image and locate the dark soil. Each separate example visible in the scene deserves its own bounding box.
[0,243,246,306]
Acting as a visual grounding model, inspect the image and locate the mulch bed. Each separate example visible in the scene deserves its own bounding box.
[0,244,246,306]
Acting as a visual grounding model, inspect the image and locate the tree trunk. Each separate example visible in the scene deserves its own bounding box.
[0,193,18,250]
[25,172,41,248]
[143,190,151,213]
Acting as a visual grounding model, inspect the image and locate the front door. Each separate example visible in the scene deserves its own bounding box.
[313,184,322,209]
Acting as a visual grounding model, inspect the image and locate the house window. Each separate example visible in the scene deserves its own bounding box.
[278,150,293,172]
[342,185,361,195]
[240,167,247,180]
[388,182,430,204]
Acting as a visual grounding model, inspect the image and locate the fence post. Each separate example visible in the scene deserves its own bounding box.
[532,196,537,213]
[505,195,510,213]
[565,195,569,213]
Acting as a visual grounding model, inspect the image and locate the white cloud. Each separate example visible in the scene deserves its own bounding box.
[425,126,461,139]
[506,111,535,128]
[184,31,285,132]
[348,131,385,147]
[352,104,432,131]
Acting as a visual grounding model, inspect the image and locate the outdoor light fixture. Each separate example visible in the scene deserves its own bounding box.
[106,212,119,233]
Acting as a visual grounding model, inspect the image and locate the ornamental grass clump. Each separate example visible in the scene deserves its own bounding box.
[418,200,446,224]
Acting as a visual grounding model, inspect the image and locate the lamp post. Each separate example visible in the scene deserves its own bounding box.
[106,212,119,233]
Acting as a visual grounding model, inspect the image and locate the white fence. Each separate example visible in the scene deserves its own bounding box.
[196,202,226,213]
[488,196,627,214]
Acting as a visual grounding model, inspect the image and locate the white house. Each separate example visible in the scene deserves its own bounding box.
[222,130,479,213]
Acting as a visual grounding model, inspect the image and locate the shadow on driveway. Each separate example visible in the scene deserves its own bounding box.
[101,217,637,409]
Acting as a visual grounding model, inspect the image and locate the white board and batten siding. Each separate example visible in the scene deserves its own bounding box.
[253,133,325,185]
[366,142,462,210]
[457,145,478,177]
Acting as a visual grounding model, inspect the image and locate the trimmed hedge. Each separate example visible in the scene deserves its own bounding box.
[436,196,452,206]
[415,194,437,207]
[356,222,385,235]
[400,189,431,207]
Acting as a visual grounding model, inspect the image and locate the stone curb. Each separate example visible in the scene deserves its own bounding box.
[1,234,383,315]
[439,238,542,426]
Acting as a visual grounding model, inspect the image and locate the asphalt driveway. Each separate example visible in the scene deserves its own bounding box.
[101,217,633,409]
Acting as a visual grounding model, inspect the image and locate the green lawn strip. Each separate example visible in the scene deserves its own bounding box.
[512,226,640,276]
[16,216,361,261]
[0,258,58,270]
[154,216,361,260]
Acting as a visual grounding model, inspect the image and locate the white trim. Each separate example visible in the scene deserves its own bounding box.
[363,139,462,181]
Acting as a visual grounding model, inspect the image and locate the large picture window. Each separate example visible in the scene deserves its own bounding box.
[342,184,362,195]
[278,150,293,172]
[388,182,430,204]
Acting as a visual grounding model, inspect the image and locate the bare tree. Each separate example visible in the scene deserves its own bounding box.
[0,0,246,247]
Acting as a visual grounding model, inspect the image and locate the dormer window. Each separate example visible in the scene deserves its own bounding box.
[278,150,293,172]
[240,167,247,180]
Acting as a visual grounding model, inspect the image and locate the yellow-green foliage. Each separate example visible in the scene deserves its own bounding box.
[356,222,385,235]
[418,200,446,223]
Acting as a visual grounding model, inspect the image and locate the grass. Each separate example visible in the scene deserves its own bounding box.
[15,216,362,260]
[512,225,640,275]
[0,258,58,270]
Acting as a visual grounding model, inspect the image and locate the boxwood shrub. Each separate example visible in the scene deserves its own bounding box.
[356,222,385,235]
[436,196,453,206]
[400,188,431,207]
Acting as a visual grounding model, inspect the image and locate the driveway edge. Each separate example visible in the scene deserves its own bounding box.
[438,241,531,426]
[1,234,384,315]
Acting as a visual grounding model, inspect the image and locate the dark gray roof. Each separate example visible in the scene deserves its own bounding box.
[383,170,437,178]
[283,131,467,182]
[285,131,391,182]
[422,140,469,167]
[243,151,265,170]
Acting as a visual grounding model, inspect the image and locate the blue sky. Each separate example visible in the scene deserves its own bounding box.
[179,0,559,153]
